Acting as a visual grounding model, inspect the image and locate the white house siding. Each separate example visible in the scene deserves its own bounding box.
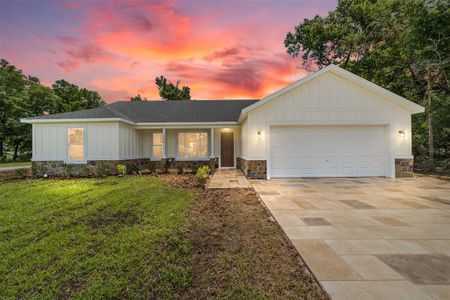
[32,122,119,161]
[245,71,413,178]
[118,123,145,160]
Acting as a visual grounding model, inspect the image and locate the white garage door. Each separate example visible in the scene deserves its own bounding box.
[270,126,386,177]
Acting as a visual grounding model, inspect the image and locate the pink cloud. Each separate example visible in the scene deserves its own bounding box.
[1,0,335,101]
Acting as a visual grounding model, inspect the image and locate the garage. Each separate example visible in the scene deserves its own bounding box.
[270,125,387,178]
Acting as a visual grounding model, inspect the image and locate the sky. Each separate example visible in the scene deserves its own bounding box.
[0,0,336,103]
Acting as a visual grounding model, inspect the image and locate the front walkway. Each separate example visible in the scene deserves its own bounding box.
[251,177,450,300]
[208,169,251,189]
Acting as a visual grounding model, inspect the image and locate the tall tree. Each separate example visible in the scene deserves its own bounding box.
[284,0,450,171]
[0,59,105,160]
[0,60,60,159]
[155,76,191,100]
[52,79,105,113]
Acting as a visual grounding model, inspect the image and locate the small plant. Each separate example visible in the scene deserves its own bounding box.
[177,165,184,174]
[96,164,110,178]
[116,164,127,176]
[196,165,211,186]
[81,166,92,177]
[63,164,73,177]
[147,161,157,174]
[15,168,27,178]
[129,163,140,175]
[192,166,198,174]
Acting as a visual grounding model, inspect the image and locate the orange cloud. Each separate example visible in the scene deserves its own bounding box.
[1,0,335,102]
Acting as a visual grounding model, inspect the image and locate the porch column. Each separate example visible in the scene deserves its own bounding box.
[162,128,167,158]
[210,128,215,158]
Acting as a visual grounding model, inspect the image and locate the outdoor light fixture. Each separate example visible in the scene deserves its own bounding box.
[257,131,262,136]
[399,130,406,138]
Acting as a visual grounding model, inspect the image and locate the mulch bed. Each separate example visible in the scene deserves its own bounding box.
[164,175,330,299]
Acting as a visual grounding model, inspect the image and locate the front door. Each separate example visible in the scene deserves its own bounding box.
[220,132,234,167]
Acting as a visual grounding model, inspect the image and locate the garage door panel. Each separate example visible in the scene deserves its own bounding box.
[270,126,386,178]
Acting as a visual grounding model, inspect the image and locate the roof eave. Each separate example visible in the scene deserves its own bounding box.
[241,64,425,115]
[20,117,134,125]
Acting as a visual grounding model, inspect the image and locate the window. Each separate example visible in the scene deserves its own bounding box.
[152,132,164,159]
[178,132,208,159]
[67,128,84,161]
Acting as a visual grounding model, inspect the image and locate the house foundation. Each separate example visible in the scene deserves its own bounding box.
[32,158,218,177]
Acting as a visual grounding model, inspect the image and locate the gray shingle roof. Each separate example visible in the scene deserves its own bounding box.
[25,99,259,123]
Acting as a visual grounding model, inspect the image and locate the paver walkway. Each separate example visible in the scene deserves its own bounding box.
[251,177,450,300]
[208,169,251,189]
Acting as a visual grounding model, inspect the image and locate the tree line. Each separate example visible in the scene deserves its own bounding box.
[0,59,191,161]
[0,59,105,161]
[284,0,449,172]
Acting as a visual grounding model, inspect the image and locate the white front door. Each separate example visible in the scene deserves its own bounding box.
[270,126,386,178]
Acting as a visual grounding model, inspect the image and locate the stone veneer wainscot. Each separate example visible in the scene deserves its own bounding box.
[237,157,267,179]
[32,158,218,177]
[395,158,414,178]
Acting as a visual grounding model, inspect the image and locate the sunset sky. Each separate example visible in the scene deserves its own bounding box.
[0,0,336,102]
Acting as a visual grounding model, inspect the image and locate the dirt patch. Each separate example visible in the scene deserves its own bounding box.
[159,174,200,189]
[181,188,330,299]
[87,207,141,230]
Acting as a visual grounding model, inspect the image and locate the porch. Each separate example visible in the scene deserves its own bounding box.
[135,126,241,170]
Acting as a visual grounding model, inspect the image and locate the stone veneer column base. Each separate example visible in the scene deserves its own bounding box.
[395,158,414,178]
[237,157,266,179]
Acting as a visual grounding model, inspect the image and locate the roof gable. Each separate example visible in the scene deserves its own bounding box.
[241,64,424,115]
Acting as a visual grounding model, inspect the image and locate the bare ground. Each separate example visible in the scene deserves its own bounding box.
[164,175,330,299]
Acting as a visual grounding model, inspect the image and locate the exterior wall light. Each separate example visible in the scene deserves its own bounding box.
[257,131,262,136]
[399,130,406,138]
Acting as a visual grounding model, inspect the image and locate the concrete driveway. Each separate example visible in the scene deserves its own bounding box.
[251,177,450,300]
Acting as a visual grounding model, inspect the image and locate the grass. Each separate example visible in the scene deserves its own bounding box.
[0,161,31,168]
[0,175,328,299]
[0,176,195,299]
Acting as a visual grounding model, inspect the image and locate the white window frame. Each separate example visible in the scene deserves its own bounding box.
[66,126,87,163]
[176,131,209,160]
[151,132,164,161]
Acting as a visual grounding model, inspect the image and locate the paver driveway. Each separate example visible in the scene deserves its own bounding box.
[251,177,450,300]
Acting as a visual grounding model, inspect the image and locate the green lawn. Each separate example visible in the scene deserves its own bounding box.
[0,177,195,299]
[0,161,31,168]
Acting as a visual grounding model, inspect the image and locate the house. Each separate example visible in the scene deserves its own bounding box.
[22,65,424,179]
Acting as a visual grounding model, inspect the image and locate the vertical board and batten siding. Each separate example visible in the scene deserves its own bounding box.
[32,122,120,161]
[243,71,413,178]
[240,119,248,159]
[118,123,145,159]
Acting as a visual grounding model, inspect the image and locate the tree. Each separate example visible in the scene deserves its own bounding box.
[52,79,105,113]
[130,94,148,101]
[155,76,191,100]
[284,0,450,171]
[0,59,105,160]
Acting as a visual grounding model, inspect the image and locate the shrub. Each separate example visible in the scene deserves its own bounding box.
[195,165,211,186]
[63,164,73,177]
[147,161,157,174]
[97,164,110,178]
[116,164,127,176]
[81,166,92,177]
[177,165,184,174]
[15,168,27,178]
[129,163,140,175]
